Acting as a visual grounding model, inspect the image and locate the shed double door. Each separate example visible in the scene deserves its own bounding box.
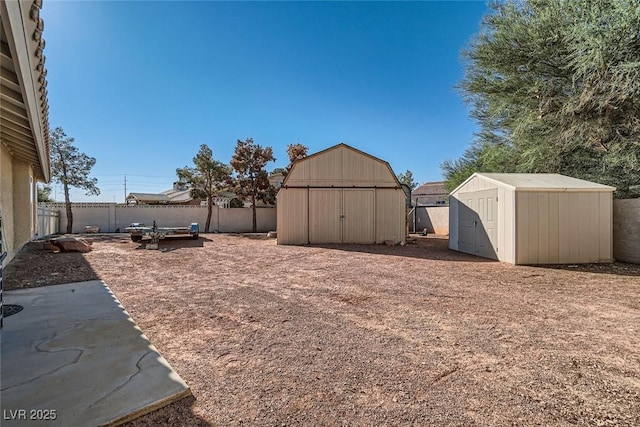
[308,189,375,244]
[458,189,498,259]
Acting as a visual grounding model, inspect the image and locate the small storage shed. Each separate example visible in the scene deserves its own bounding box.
[277,143,406,245]
[449,173,615,264]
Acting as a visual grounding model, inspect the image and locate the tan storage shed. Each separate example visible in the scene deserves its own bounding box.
[449,173,615,264]
[277,144,406,245]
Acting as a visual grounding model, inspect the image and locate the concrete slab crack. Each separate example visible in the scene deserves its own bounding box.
[88,350,153,408]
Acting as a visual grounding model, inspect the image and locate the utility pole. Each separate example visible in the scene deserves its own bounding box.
[124,174,127,203]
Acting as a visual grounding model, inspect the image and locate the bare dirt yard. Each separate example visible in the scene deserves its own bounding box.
[5,234,640,426]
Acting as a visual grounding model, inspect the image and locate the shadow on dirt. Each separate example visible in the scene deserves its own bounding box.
[134,236,214,252]
[3,240,101,290]
[120,394,211,426]
[309,236,498,263]
[534,262,640,277]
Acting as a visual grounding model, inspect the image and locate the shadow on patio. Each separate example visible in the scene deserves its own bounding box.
[1,239,196,426]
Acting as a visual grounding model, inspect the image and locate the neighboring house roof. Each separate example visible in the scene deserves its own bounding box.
[413,181,448,197]
[127,193,171,203]
[127,187,233,204]
[452,173,616,194]
[0,0,51,181]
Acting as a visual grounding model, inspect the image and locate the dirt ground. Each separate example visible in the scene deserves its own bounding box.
[5,234,640,426]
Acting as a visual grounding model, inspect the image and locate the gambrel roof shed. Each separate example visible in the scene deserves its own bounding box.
[277,143,406,245]
[449,173,615,265]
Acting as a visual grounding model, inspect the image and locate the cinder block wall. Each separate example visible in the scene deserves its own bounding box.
[613,199,640,264]
[41,203,277,234]
[411,206,449,235]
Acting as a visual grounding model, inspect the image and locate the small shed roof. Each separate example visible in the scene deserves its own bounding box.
[453,173,616,193]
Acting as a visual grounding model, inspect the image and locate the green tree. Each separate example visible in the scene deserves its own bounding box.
[50,127,100,233]
[444,0,640,197]
[37,184,53,203]
[176,144,230,232]
[396,170,418,190]
[229,138,276,232]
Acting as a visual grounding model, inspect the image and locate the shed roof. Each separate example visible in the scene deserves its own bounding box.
[453,173,616,193]
[282,143,402,187]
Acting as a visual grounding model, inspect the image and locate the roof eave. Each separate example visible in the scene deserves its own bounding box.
[1,0,50,181]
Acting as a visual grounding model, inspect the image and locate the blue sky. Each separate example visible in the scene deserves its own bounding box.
[43,0,489,202]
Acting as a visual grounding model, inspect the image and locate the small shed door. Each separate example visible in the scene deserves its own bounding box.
[309,189,342,243]
[458,189,498,260]
[458,196,476,254]
[474,189,498,259]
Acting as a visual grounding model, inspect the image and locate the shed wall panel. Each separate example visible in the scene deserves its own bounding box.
[516,193,528,264]
[276,188,308,244]
[599,192,613,261]
[548,193,560,263]
[528,193,540,264]
[286,160,310,185]
[557,192,571,263]
[448,197,459,250]
[568,193,581,262]
[537,192,550,264]
[342,149,375,183]
[456,175,499,193]
[516,191,612,264]
[309,149,342,185]
[583,193,599,262]
[375,189,405,244]
[497,186,516,263]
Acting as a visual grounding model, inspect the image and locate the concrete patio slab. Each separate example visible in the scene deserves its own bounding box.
[1,280,191,426]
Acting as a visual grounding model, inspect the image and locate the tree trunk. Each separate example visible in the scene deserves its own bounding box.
[205,196,212,232]
[252,194,257,232]
[63,182,73,234]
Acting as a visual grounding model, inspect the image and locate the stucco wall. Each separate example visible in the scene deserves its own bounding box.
[411,206,449,235]
[613,199,640,264]
[0,150,38,265]
[42,203,277,234]
[13,161,34,247]
[0,144,15,264]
